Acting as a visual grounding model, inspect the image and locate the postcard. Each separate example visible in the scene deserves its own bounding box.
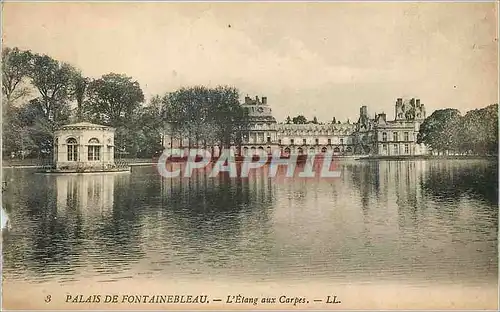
[1,1,498,310]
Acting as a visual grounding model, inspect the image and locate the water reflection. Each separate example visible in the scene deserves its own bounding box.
[2,160,497,286]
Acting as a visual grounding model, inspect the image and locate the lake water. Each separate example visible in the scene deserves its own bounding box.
[1,159,498,309]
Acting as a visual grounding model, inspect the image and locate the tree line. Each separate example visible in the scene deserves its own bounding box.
[284,115,350,125]
[3,46,497,159]
[2,47,250,159]
[417,104,498,156]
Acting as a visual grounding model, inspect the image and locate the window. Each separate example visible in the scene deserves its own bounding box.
[290,139,294,145]
[303,138,307,145]
[404,132,409,141]
[340,138,344,145]
[383,144,387,151]
[88,138,101,161]
[327,139,331,145]
[382,132,387,142]
[315,138,319,145]
[394,144,399,154]
[278,139,282,145]
[66,138,78,161]
[404,144,409,154]
[88,146,101,161]
[267,136,271,143]
[393,132,398,142]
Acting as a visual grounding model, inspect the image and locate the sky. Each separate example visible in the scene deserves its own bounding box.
[2,2,498,122]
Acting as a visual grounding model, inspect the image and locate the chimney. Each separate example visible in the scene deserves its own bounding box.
[410,98,415,106]
[255,96,260,104]
[378,113,387,122]
[396,98,403,106]
[360,105,368,117]
[416,99,420,106]
[262,96,267,105]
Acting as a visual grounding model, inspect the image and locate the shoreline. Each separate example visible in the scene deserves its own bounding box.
[356,155,498,161]
[2,154,497,169]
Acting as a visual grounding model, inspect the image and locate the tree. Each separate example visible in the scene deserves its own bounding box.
[292,115,307,124]
[83,73,145,157]
[286,116,291,124]
[312,116,318,124]
[84,73,145,127]
[29,53,76,123]
[70,71,89,121]
[2,47,34,157]
[2,47,33,105]
[417,108,462,154]
[161,85,250,152]
[12,53,77,157]
[459,104,498,155]
[134,95,165,157]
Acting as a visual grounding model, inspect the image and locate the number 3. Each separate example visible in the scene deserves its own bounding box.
[45,295,51,303]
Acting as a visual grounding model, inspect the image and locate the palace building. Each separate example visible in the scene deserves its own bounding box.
[162,96,428,157]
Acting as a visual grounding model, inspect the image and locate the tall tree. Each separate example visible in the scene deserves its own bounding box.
[2,47,33,157]
[83,73,144,157]
[134,95,165,157]
[459,104,498,155]
[29,53,76,123]
[2,47,33,105]
[84,73,145,127]
[161,85,250,151]
[70,71,89,121]
[285,116,291,124]
[417,108,462,154]
[11,53,76,157]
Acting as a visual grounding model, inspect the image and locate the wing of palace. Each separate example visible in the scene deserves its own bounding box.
[163,96,428,156]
